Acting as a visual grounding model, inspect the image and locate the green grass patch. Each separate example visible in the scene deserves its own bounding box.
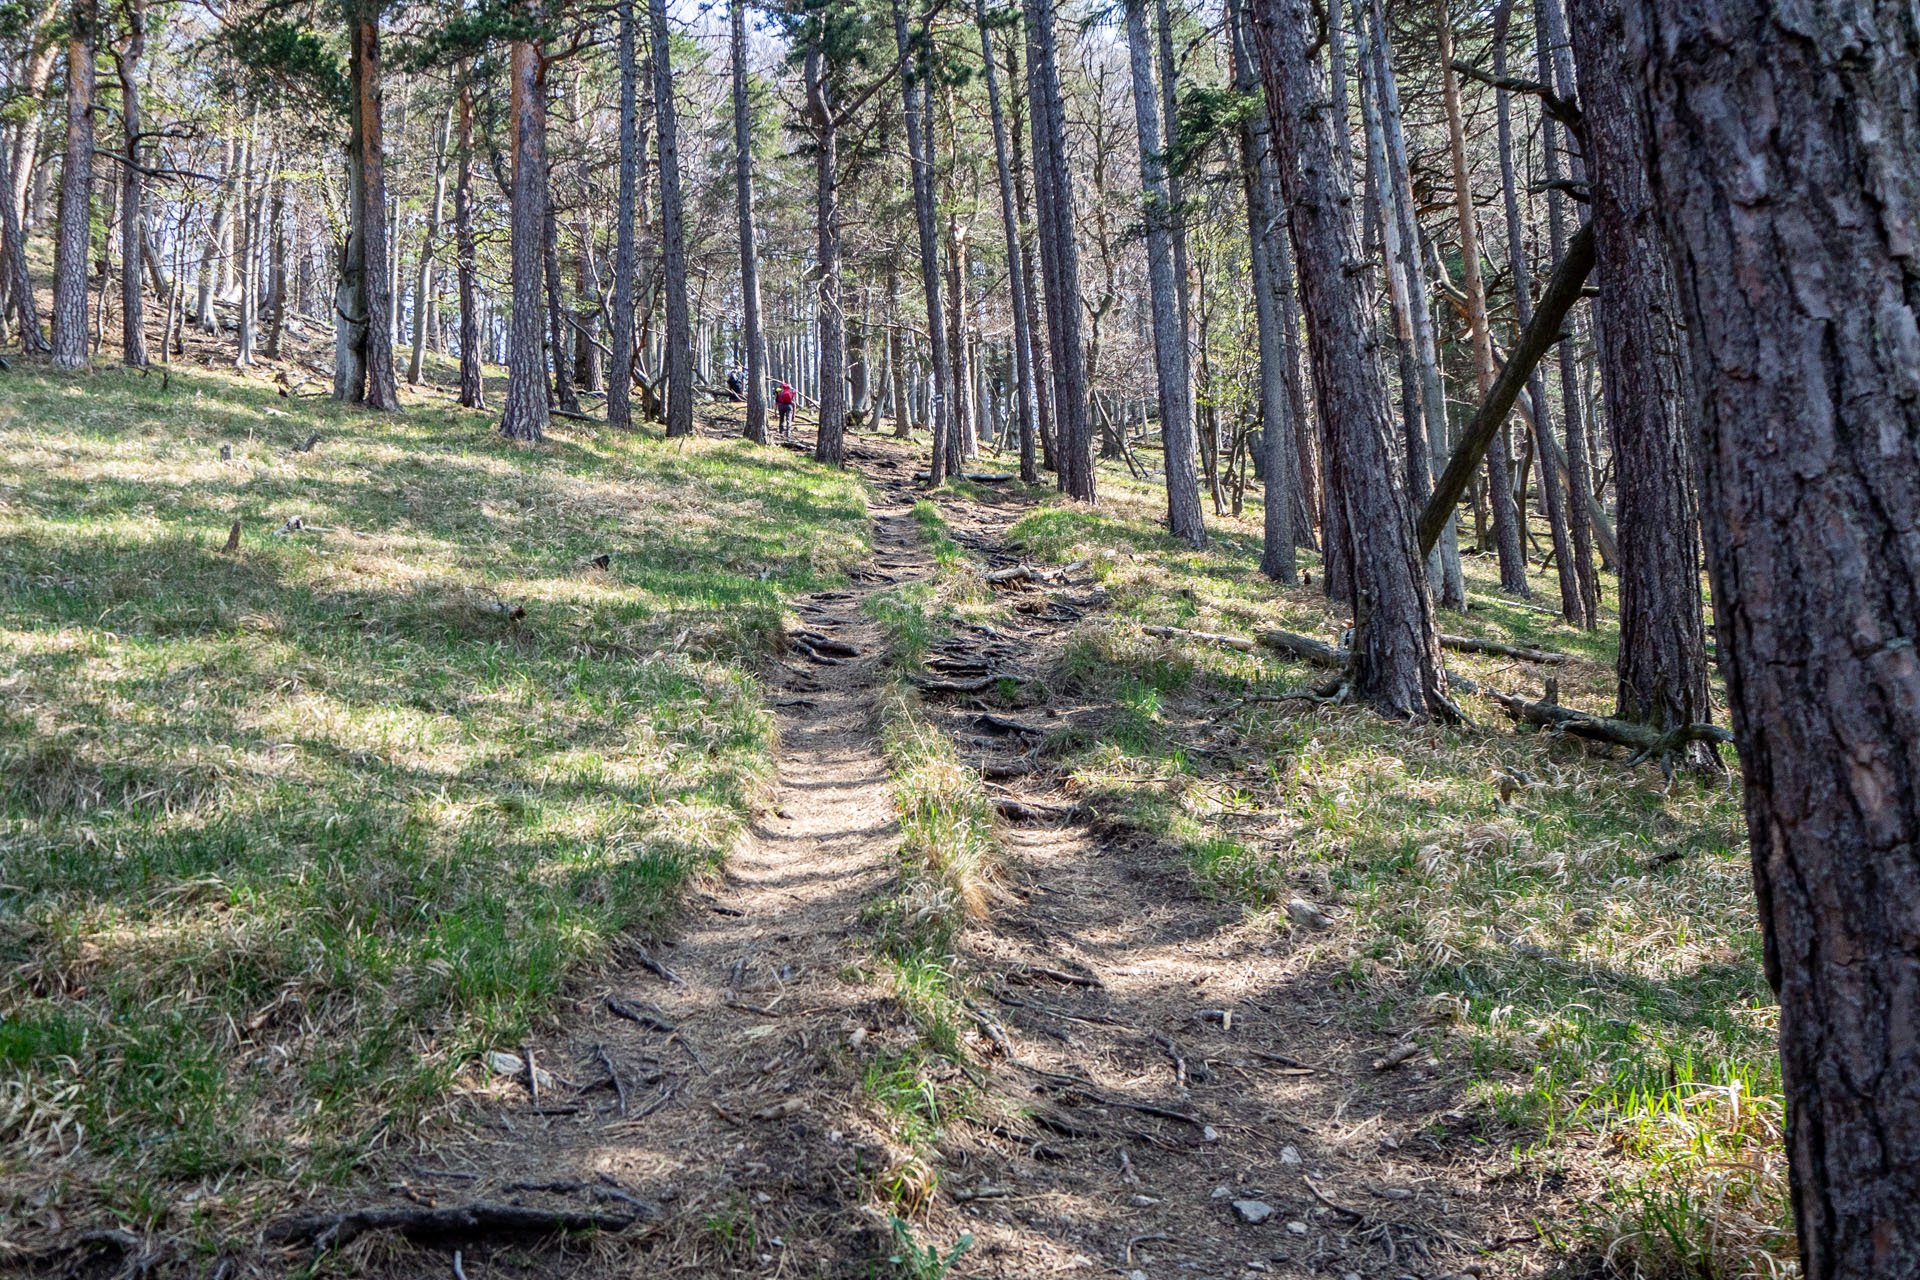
[1005,463,1782,1274]
[0,360,868,1228]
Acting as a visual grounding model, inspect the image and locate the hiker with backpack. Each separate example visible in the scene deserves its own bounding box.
[775,382,797,438]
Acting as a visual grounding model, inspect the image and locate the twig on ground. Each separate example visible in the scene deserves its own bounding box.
[593,1043,628,1116]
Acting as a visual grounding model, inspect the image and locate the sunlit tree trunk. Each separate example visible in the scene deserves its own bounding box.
[890,0,954,483]
[805,36,846,465]
[975,0,1038,483]
[408,104,449,385]
[51,0,95,371]
[651,0,693,437]
[500,38,549,442]
[115,0,147,367]
[454,63,484,410]
[731,0,767,443]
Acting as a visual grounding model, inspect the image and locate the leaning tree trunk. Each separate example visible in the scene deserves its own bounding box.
[0,138,42,350]
[454,63,484,410]
[1024,0,1095,501]
[1493,0,1579,623]
[805,38,846,466]
[499,38,550,443]
[651,0,693,438]
[50,0,94,371]
[731,0,767,443]
[1227,0,1296,583]
[116,0,147,367]
[1125,0,1204,546]
[1569,0,1711,751]
[1251,0,1448,721]
[1627,2,1920,1274]
[1437,0,1527,594]
[975,0,1038,484]
[890,0,954,483]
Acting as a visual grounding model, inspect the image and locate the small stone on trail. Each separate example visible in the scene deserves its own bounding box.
[1378,1187,1413,1200]
[1279,1145,1301,1165]
[1130,1195,1159,1207]
[1211,1186,1232,1199]
[1285,898,1334,929]
[1201,1125,1221,1143]
[1286,1221,1308,1235]
[1232,1201,1274,1224]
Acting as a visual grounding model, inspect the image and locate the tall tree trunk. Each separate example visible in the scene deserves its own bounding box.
[1437,0,1527,593]
[500,38,549,442]
[1005,27,1055,474]
[0,138,42,350]
[886,263,910,437]
[264,177,287,359]
[890,0,954,483]
[975,1,1038,484]
[1126,0,1204,546]
[805,37,846,466]
[574,228,600,391]
[942,129,973,463]
[351,6,400,409]
[1227,0,1296,582]
[1154,0,1194,440]
[731,0,767,443]
[1365,0,1463,608]
[197,140,230,333]
[408,104,450,385]
[1493,0,1580,623]
[454,63,484,410]
[609,5,639,429]
[542,187,579,413]
[234,132,258,366]
[116,0,146,367]
[1628,3,1920,1273]
[1251,0,1448,721]
[651,0,693,437]
[1569,0,1710,746]
[1024,0,1094,501]
[1537,0,1600,616]
[50,0,94,371]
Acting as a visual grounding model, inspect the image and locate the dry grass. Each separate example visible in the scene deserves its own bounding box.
[0,356,869,1249]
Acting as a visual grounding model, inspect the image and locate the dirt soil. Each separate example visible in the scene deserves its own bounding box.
[255,428,1564,1280]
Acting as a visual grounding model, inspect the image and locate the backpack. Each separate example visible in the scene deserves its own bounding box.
[776,386,795,407]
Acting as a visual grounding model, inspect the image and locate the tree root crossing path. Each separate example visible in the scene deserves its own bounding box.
[296,435,1557,1279]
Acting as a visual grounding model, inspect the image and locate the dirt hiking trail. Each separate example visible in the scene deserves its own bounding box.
[292,432,1559,1280]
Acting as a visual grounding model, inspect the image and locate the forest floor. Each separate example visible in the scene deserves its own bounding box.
[2,347,1790,1279]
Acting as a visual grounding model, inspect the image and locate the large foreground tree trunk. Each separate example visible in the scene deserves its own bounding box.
[731,0,767,444]
[1569,0,1710,748]
[350,7,400,409]
[1250,0,1448,721]
[500,39,549,443]
[1626,3,1920,1274]
[50,0,94,371]
[651,0,693,438]
[1124,0,1203,547]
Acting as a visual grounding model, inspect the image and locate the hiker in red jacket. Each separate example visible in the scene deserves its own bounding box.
[774,382,797,438]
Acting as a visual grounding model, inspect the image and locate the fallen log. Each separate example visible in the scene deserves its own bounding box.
[267,1203,644,1251]
[1447,670,1732,759]
[1255,629,1347,669]
[993,796,1084,823]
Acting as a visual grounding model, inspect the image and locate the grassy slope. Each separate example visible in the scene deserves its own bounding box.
[0,362,867,1233]
[1006,469,1788,1275]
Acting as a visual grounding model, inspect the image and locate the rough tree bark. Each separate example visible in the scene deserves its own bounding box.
[1005,28,1056,474]
[116,0,147,367]
[1626,2,1920,1273]
[499,38,549,442]
[1125,0,1204,547]
[975,0,1038,483]
[0,139,42,350]
[50,0,94,371]
[454,63,484,410]
[651,0,692,437]
[731,0,767,443]
[804,36,846,466]
[608,0,639,429]
[349,5,399,409]
[1250,0,1449,721]
[408,105,449,386]
[541,182,578,413]
[1024,0,1095,501]
[1568,0,1711,747]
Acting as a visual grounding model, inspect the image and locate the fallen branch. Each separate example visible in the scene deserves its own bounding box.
[632,946,683,985]
[993,796,1083,823]
[1437,633,1571,663]
[1144,624,1256,653]
[1255,629,1348,669]
[1449,670,1732,759]
[267,1203,642,1251]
